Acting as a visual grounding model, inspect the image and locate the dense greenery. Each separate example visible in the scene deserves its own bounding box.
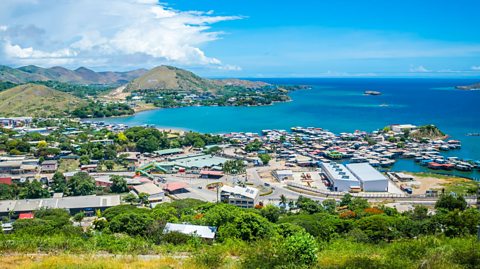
[34,81,114,98]
[1,194,479,268]
[71,101,134,118]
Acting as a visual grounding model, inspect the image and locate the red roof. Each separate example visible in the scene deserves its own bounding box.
[200,170,224,176]
[19,212,34,219]
[0,177,12,185]
[163,182,188,192]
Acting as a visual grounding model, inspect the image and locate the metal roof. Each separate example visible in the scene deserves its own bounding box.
[220,185,259,200]
[346,163,387,182]
[164,223,217,239]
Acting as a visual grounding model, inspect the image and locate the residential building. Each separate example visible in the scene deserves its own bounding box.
[41,160,58,173]
[220,185,259,208]
[133,183,165,204]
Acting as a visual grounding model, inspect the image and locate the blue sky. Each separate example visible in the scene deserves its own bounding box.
[0,0,479,77]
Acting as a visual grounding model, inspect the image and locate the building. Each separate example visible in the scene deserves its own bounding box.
[0,195,121,217]
[0,161,22,174]
[0,177,12,185]
[163,223,217,240]
[80,164,98,173]
[200,170,224,179]
[320,162,360,192]
[41,160,58,173]
[390,124,417,133]
[273,170,294,181]
[163,182,188,194]
[346,163,389,192]
[220,185,259,208]
[133,183,165,204]
[154,148,184,157]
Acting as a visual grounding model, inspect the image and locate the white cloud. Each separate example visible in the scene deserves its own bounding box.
[0,0,241,70]
[409,65,430,72]
[472,66,480,71]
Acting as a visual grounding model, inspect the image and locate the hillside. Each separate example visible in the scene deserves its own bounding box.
[0,65,147,85]
[410,124,447,140]
[0,84,86,117]
[125,65,220,92]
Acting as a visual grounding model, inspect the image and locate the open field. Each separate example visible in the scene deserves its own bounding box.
[407,172,478,195]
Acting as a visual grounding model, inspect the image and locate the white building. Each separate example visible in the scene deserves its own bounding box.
[320,162,360,192]
[273,169,294,181]
[133,183,165,205]
[220,185,259,208]
[390,124,417,133]
[346,163,388,192]
[163,223,217,240]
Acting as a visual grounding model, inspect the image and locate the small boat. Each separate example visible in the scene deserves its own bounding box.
[364,90,382,96]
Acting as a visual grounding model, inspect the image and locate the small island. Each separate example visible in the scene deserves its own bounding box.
[455,83,480,91]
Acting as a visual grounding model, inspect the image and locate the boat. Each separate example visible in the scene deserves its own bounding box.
[364,90,382,96]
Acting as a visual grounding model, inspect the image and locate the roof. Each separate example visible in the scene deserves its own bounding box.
[0,177,12,185]
[275,170,293,175]
[164,223,217,239]
[42,160,58,165]
[18,212,34,219]
[321,163,359,183]
[163,182,188,192]
[0,195,121,213]
[0,161,22,168]
[346,163,387,182]
[221,185,259,200]
[133,183,164,195]
[154,148,183,155]
[200,170,224,176]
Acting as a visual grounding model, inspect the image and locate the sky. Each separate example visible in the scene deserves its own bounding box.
[0,0,479,78]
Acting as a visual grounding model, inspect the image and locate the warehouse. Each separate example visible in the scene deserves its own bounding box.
[346,163,389,192]
[320,162,360,192]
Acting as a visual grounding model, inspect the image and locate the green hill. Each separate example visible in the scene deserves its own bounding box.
[0,84,86,117]
[0,65,147,85]
[125,65,221,92]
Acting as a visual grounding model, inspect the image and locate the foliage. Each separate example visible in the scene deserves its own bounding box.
[109,175,128,193]
[67,172,96,196]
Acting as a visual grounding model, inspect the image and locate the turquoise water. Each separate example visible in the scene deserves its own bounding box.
[101,78,480,179]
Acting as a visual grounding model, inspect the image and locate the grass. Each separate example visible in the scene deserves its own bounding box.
[411,172,478,195]
[58,159,80,173]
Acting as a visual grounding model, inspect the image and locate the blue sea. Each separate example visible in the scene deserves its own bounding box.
[101,78,480,180]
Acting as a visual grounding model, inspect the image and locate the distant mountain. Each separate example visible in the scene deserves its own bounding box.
[125,65,220,92]
[0,65,147,85]
[125,65,270,93]
[0,83,86,117]
[455,83,480,90]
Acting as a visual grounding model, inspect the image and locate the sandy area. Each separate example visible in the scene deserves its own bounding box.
[402,173,468,195]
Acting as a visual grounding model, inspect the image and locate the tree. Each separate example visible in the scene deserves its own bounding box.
[109,212,154,237]
[68,172,95,196]
[435,194,467,211]
[20,180,50,199]
[79,155,90,165]
[355,214,397,243]
[37,140,48,148]
[104,160,115,171]
[109,175,128,193]
[123,193,138,204]
[136,136,159,153]
[0,183,16,200]
[138,192,150,206]
[258,153,272,165]
[260,205,281,223]
[51,172,67,193]
[283,232,318,266]
[219,212,274,241]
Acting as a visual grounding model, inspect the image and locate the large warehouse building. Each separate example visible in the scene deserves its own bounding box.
[320,162,360,192]
[346,163,389,192]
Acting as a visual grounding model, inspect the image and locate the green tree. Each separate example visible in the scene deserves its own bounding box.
[51,172,67,193]
[20,180,50,199]
[435,194,467,211]
[79,155,90,165]
[68,172,95,196]
[109,175,128,193]
[258,153,272,165]
[283,232,318,266]
[219,212,274,241]
[104,160,115,171]
[109,212,154,237]
[260,205,281,223]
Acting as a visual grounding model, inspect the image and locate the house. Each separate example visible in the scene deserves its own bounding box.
[163,182,188,194]
[163,223,217,240]
[133,183,165,204]
[80,164,98,173]
[390,124,417,133]
[272,170,293,181]
[220,185,259,208]
[41,160,58,173]
[0,161,22,174]
[0,195,121,217]
[200,170,224,179]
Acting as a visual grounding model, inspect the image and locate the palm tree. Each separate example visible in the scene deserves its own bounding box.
[280,194,287,208]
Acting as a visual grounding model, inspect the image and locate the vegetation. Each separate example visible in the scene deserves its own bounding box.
[34,81,114,98]
[410,124,446,139]
[0,193,478,268]
[71,101,134,118]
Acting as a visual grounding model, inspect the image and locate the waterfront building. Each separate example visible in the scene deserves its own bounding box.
[320,162,360,192]
[346,163,389,192]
